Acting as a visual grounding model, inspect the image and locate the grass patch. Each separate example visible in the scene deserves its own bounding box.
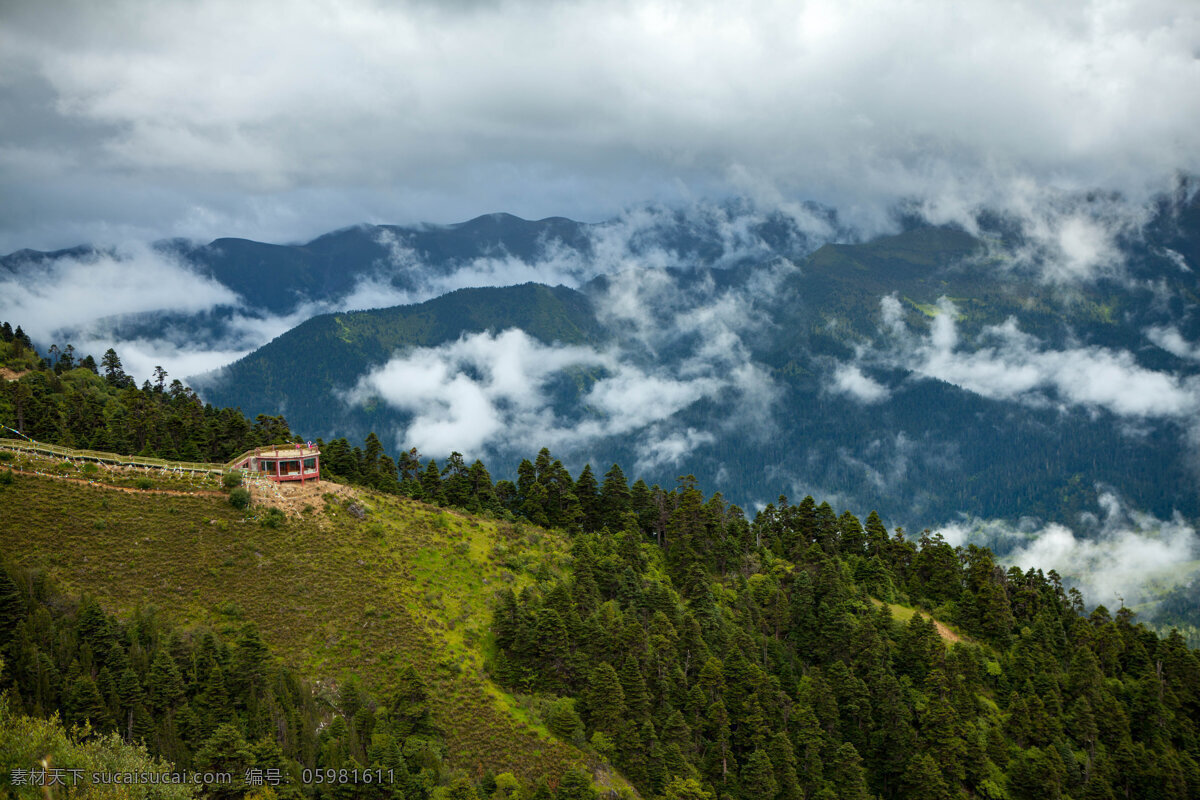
[871,597,970,645]
[0,469,584,783]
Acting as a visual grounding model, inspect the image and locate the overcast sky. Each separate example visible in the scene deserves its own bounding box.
[1,0,1198,252]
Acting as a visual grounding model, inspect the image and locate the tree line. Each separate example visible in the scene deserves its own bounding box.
[0,325,293,462]
[0,560,475,800]
[490,487,1200,800]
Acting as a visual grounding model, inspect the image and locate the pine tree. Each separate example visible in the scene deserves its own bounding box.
[900,752,951,800]
[389,663,432,736]
[663,777,713,800]
[575,464,601,531]
[838,512,866,555]
[706,698,732,784]
[740,749,778,800]
[546,697,584,744]
[863,510,889,556]
[0,567,24,641]
[147,648,186,711]
[468,460,497,510]
[767,732,803,800]
[582,662,625,737]
[599,464,632,532]
[101,348,128,386]
[629,479,658,540]
[556,768,597,800]
[232,624,270,700]
[65,674,113,730]
[828,743,871,800]
[117,667,152,743]
[194,723,255,800]
[195,658,232,737]
[442,451,472,506]
[619,654,650,722]
[420,459,445,505]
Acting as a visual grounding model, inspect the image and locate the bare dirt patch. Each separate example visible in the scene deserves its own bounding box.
[931,619,962,643]
[0,367,29,381]
[244,475,358,517]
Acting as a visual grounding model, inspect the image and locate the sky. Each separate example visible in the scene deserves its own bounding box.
[2,0,1198,252]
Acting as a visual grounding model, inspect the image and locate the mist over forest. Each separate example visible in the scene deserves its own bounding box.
[3,2,1200,798]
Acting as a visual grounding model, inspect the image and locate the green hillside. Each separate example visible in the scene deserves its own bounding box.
[5,440,1200,800]
[0,454,593,785]
[197,282,604,428]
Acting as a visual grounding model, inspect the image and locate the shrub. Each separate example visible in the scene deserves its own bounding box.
[0,470,13,486]
[0,450,13,461]
[134,477,153,490]
[81,462,98,475]
[222,471,243,489]
[229,487,251,510]
[260,507,285,528]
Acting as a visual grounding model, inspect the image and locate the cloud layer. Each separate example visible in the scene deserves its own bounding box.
[0,245,258,379]
[939,492,1200,609]
[874,296,1200,421]
[343,328,732,468]
[342,243,791,467]
[2,0,1197,250]
[0,199,831,383]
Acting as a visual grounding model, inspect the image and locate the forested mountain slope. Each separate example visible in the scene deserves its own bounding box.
[3,438,1199,800]
[193,219,1200,530]
[196,283,604,437]
[5,194,1199,534]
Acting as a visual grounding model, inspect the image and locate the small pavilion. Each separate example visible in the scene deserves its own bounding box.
[231,444,321,483]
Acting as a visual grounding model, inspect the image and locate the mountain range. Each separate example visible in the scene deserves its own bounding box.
[3,193,1200,610]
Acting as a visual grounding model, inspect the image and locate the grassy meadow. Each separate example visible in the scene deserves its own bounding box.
[0,459,592,783]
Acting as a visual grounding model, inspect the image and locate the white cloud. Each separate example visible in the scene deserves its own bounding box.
[585,250,788,435]
[587,367,719,431]
[0,244,267,380]
[0,198,830,384]
[344,329,603,455]
[635,427,716,472]
[0,240,363,382]
[0,244,238,342]
[87,338,250,385]
[938,492,1200,608]
[830,364,890,404]
[1158,248,1192,273]
[335,201,820,316]
[1148,325,1200,362]
[887,296,1200,419]
[2,0,1196,251]
[880,293,906,335]
[343,328,734,461]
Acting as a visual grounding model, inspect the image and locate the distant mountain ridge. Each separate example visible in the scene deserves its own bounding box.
[198,282,605,430]
[191,210,1200,534]
[5,194,1200,535]
[1,203,835,317]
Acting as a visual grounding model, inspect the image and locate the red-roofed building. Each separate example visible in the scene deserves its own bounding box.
[230,444,320,483]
